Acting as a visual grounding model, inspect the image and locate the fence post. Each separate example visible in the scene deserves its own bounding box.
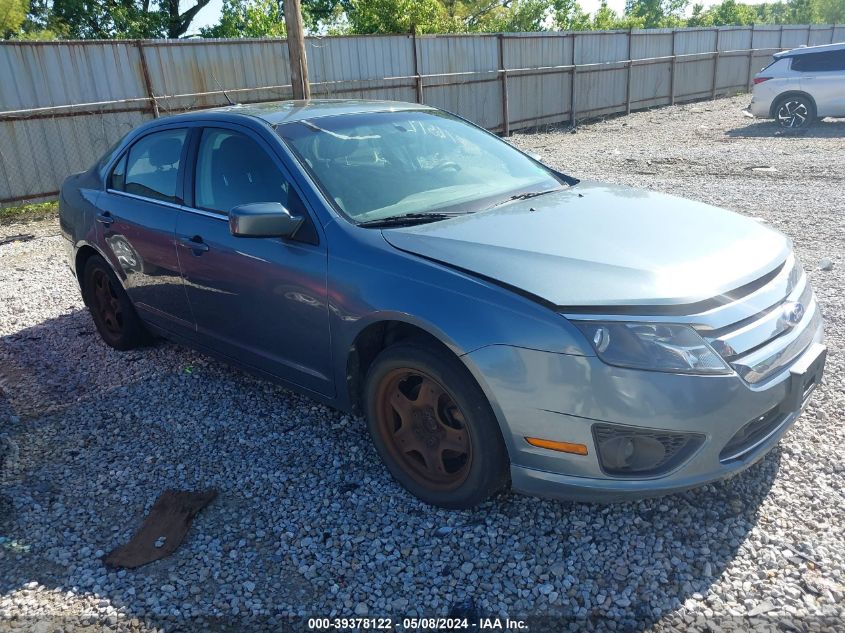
[283,0,311,99]
[625,28,633,115]
[136,40,159,118]
[831,24,836,44]
[710,28,720,101]
[498,34,510,137]
[411,28,423,104]
[570,33,578,127]
[669,29,677,106]
[779,25,784,50]
[746,24,755,91]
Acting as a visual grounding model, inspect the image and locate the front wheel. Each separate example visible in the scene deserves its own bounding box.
[775,95,815,129]
[364,341,509,508]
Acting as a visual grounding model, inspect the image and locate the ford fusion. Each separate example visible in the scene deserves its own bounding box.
[59,100,826,508]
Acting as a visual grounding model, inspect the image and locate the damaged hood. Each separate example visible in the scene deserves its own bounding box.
[381,182,790,309]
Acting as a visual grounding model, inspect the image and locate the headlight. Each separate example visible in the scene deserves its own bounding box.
[572,321,731,375]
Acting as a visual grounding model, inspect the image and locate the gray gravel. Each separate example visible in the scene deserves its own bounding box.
[1,95,844,631]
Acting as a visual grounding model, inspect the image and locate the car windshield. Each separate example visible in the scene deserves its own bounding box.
[276,110,564,224]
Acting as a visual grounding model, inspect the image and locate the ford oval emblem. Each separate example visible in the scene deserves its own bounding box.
[782,302,805,327]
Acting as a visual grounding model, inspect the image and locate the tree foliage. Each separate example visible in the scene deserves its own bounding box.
[625,0,688,27]
[817,0,845,22]
[481,0,556,32]
[552,0,590,30]
[4,0,844,39]
[1,0,28,38]
[687,0,757,25]
[13,0,213,39]
[593,0,643,28]
[201,0,286,37]
[687,0,843,26]
[347,0,451,33]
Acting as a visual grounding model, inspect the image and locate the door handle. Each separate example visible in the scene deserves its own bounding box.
[178,236,210,253]
[96,212,114,226]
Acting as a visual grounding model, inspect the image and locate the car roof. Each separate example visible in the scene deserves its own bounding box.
[173,99,435,126]
[775,41,845,58]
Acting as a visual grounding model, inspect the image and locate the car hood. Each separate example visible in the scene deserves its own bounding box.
[381,182,791,309]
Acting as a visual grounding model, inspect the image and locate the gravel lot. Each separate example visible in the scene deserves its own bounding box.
[1,95,843,631]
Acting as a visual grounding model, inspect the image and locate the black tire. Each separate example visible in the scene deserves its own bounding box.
[82,255,149,351]
[364,341,509,508]
[774,94,815,129]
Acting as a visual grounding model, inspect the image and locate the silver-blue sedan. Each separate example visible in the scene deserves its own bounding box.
[59,100,826,508]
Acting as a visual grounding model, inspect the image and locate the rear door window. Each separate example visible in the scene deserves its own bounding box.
[791,50,845,72]
[111,129,187,203]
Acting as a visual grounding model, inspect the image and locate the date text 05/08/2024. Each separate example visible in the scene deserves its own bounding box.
[307,617,528,630]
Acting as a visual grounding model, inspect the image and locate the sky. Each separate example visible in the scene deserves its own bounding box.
[189,0,770,35]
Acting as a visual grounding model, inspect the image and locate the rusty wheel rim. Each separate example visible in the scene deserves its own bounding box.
[375,368,472,490]
[91,269,124,337]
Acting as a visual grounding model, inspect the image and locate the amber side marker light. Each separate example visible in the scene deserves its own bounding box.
[525,437,588,455]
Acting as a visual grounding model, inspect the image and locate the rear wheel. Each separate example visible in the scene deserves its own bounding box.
[365,341,509,508]
[775,95,815,129]
[82,255,149,350]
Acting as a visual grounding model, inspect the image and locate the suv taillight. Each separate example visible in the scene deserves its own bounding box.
[753,77,772,85]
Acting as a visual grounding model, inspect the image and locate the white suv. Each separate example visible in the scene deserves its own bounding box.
[748,42,845,128]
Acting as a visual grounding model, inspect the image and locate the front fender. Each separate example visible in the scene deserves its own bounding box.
[325,222,594,409]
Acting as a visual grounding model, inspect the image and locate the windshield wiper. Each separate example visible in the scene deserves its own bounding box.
[357,212,466,228]
[490,188,561,209]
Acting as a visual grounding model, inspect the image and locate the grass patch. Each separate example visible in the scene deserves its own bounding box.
[0,201,59,226]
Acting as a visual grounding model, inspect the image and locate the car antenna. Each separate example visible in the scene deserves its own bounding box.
[210,71,237,107]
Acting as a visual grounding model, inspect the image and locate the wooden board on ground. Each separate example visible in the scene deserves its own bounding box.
[103,489,217,569]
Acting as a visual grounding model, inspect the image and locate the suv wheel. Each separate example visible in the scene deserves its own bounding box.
[82,255,150,350]
[775,95,815,129]
[364,341,509,508]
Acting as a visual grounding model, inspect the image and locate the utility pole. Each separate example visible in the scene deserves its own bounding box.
[283,0,310,99]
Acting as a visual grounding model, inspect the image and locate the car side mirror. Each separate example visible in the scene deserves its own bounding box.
[229,202,304,238]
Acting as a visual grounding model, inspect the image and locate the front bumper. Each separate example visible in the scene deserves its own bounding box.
[465,322,825,503]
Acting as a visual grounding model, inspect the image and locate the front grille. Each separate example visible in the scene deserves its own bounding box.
[698,256,817,384]
[720,407,785,463]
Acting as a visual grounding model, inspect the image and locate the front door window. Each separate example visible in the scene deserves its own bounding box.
[194,128,305,215]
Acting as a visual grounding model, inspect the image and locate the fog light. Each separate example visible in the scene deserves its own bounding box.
[593,423,703,477]
[598,435,666,471]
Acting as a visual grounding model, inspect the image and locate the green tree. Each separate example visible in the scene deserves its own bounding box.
[552,0,591,29]
[590,0,642,28]
[40,0,163,38]
[686,2,707,25]
[17,0,66,37]
[161,0,214,37]
[19,0,213,39]
[347,0,450,33]
[473,0,554,31]
[817,0,845,22]
[1,0,28,38]
[440,0,502,30]
[753,1,791,23]
[785,0,821,22]
[201,0,286,37]
[624,0,688,27]
[687,0,757,26]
